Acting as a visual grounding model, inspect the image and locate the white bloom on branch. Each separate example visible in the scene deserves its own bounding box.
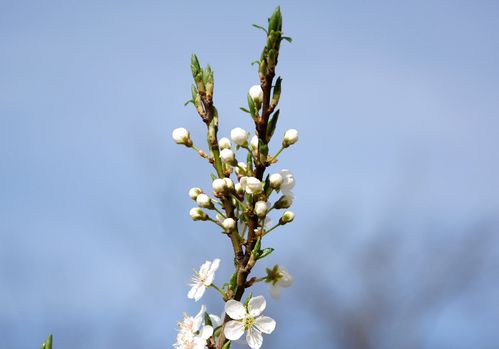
[224,178,234,190]
[283,129,298,147]
[218,137,232,150]
[188,259,221,302]
[212,178,227,193]
[196,193,214,209]
[230,128,249,146]
[188,187,202,200]
[174,304,213,349]
[249,85,263,105]
[223,295,276,349]
[172,127,192,146]
[250,135,259,151]
[254,201,269,218]
[240,177,263,195]
[222,218,236,231]
[189,207,208,221]
[269,173,283,189]
[220,148,236,163]
[280,210,295,224]
[279,169,295,197]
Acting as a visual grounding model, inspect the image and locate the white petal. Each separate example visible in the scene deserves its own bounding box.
[188,283,202,300]
[254,316,276,334]
[269,284,281,299]
[224,320,244,340]
[200,325,213,339]
[248,295,266,317]
[225,300,246,320]
[278,269,294,287]
[209,258,221,274]
[194,284,206,302]
[246,327,263,349]
[199,261,211,276]
[193,304,207,330]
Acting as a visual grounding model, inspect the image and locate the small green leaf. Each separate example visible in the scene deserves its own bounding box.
[184,99,194,106]
[247,93,257,119]
[257,248,274,260]
[266,109,280,141]
[243,292,253,307]
[221,340,232,349]
[250,60,260,66]
[252,24,268,34]
[240,107,251,114]
[229,272,237,291]
[204,312,213,326]
[282,36,293,43]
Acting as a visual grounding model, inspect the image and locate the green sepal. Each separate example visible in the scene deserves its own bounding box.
[250,60,260,66]
[258,139,269,158]
[204,312,213,326]
[240,107,251,114]
[184,99,194,106]
[282,36,293,43]
[222,341,232,349]
[247,93,257,119]
[252,237,262,256]
[264,174,271,195]
[266,109,280,141]
[257,248,274,260]
[40,335,52,349]
[214,326,223,338]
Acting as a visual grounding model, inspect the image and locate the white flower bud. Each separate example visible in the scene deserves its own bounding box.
[254,201,268,218]
[269,173,283,189]
[218,137,232,150]
[223,178,234,190]
[188,187,202,200]
[212,178,227,193]
[172,127,192,146]
[234,183,244,194]
[190,207,208,221]
[220,148,235,163]
[240,176,263,195]
[235,162,248,176]
[196,193,214,209]
[249,85,263,105]
[283,129,299,147]
[250,135,259,150]
[222,218,236,231]
[280,210,295,224]
[230,128,249,146]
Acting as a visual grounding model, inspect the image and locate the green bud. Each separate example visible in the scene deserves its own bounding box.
[266,109,279,141]
[222,341,232,349]
[40,335,52,349]
[271,77,282,108]
[191,54,201,77]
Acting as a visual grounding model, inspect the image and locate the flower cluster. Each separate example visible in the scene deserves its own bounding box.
[172,7,297,349]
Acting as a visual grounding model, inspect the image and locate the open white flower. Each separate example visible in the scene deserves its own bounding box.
[174,305,213,349]
[240,176,263,195]
[279,169,295,197]
[224,295,276,349]
[188,259,221,302]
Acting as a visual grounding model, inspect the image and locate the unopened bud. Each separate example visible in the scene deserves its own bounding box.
[235,162,248,176]
[212,178,227,193]
[189,187,202,200]
[218,137,232,150]
[280,211,295,224]
[269,173,283,189]
[274,195,293,209]
[220,148,236,163]
[249,85,263,107]
[196,193,214,209]
[230,128,249,146]
[235,183,244,195]
[250,135,259,151]
[240,176,263,195]
[223,178,234,190]
[254,201,268,218]
[222,218,236,231]
[190,207,208,221]
[172,128,192,147]
[282,129,298,147]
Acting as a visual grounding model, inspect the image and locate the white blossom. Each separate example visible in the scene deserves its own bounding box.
[174,305,213,349]
[223,178,234,190]
[172,128,192,146]
[250,135,259,150]
[220,148,235,163]
[218,137,232,150]
[249,85,263,105]
[189,187,202,200]
[234,183,244,195]
[223,295,276,349]
[222,218,236,231]
[240,176,263,195]
[268,266,293,299]
[230,128,249,146]
[188,259,221,302]
[196,193,213,209]
[212,178,227,193]
[283,129,298,147]
[268,173,283,189]
[190,207,208,221]
[254,201,269,218]
[279,169,295,197]
[280,210,295,224]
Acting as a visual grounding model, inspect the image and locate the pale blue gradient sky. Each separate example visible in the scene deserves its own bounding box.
[1,1,499,348]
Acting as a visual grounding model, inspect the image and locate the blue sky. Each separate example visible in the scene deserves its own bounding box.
[1,1,498,348]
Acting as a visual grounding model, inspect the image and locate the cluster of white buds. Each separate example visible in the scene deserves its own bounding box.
[173,7,297,349]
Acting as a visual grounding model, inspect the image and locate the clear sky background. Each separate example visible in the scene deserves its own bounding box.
[1,1,498,348]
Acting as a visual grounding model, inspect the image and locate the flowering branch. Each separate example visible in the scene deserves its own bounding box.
[172,7,297,349]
